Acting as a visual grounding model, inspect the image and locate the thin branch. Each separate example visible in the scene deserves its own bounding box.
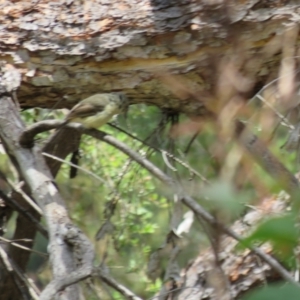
[86,129,298,285]
[109,123,209,184]
[161,149,177,171]
[20,120,210,184]
[40,267,92,300]
[96,267,143,300]
[248,59,300,127]
[0,170,43,216]
[84,280,103,300]
[184,130,200,154]
[0,189,48,238]
[7,179,43,216]
[19,120,62,148]
[0,245,40,300]
[19,119,298,284]
[256,94,294,130]
[0,236,48,258]
[235,120,299,193]
[42,152,111,187]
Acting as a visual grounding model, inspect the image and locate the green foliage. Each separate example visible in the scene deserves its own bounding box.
[242,282,300,300]
[54,106,174,297]
[239,213,299,265]
[200,180,251,220]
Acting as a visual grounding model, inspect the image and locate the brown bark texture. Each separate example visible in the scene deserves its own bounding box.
[0,0,298,114]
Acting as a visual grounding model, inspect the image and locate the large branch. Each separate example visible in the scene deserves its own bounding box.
[0,0,299,112]
[0,95,95,300]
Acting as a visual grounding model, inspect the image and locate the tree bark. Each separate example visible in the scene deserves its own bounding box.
[0,95,96,300]
[0,0,298,113]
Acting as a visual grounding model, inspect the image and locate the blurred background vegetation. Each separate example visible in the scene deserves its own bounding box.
[1,94,299,299]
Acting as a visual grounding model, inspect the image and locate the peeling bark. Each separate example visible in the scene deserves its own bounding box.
[0,0,299,114]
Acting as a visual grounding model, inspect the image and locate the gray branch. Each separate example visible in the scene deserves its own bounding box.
[0,96,94,300]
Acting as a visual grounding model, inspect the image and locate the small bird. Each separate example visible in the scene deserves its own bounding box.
[62,92,129,129]
[60,92,129,178]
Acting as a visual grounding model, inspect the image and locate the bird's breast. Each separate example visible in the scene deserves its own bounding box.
[75,105,120,129]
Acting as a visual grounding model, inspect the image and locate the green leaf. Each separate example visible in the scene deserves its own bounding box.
[201,180,250,219]
[240,214,299,261]
[242,282,300,300]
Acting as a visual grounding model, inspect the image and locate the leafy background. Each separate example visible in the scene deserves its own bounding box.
[1,98,299,299]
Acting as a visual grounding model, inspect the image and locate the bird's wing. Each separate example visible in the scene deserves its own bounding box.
[66,103,105,121]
